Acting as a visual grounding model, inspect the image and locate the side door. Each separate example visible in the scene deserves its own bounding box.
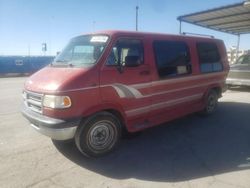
[100,38,152,131]
[149,40,203,125]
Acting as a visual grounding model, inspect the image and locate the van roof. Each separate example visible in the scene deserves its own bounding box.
[82,30,221,41]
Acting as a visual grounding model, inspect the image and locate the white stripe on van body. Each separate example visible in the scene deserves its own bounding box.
[125,93,203,117]
[55,72,225,94]
[112,84,143,98]
[53,79,223,99]
[131,72,226,89]
[108,72,225,98]
[49,73,224,117]
[54,72,225,93]
[139,80,224,99]
[101,80,223,99]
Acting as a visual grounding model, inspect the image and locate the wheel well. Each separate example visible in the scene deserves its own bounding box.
[104,109,126,130]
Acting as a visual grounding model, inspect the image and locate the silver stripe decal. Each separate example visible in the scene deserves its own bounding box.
[115,84,143,98]
[125,93,203,117]
[51,72,225,99]
[113,84,135,98]
[140,81,224,99]
[53,86,99,93]
[125,106,150,117]
[110,85,127,98]
[53,72,225,93]
[131,72,226,89]
[152,93,203,110]
[52,80,222,99]
[110,80,222,99]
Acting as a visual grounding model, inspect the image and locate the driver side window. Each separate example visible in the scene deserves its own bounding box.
[106,39,144,66]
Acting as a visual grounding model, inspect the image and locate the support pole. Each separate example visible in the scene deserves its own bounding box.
[235,34,241,62]
[179,20,182,34]
[136,6,139,31]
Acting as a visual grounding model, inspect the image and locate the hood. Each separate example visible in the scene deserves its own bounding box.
[24,66,91,93]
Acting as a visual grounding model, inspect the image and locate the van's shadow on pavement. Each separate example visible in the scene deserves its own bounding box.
[53,102,250,182]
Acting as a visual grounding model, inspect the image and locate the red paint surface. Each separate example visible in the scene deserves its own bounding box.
[24,30,229,132]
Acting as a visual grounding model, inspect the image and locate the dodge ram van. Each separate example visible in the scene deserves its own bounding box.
[22,30,229,157]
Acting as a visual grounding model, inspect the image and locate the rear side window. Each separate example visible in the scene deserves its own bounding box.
[154,41,191,78]
[197,42,223,73]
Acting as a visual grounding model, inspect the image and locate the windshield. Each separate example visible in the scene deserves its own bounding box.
[53,35,109,67]
[236,54,250,65]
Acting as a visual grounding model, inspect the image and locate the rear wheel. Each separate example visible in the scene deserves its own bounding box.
[75,112,121,157]
[227,84,233,90]
[201,90,218,115]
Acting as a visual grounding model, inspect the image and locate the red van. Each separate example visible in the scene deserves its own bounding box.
[22,30,229,157]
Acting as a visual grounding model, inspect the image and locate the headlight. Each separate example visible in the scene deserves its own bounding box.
[43,95,71,109]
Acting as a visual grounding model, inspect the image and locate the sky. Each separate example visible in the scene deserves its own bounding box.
[0,0,250,56]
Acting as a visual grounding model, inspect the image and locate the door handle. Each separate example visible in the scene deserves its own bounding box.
[140,70,150,75]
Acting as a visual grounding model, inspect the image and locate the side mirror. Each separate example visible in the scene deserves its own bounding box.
[125,56,141,67]
[116,64,124,73]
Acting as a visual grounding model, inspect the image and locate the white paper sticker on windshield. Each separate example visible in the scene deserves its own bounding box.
[90,36,108,43]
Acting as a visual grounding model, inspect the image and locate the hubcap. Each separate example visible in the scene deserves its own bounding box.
[88,121,115,151]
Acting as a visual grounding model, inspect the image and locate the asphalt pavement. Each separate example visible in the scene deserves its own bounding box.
[0,77,250,188]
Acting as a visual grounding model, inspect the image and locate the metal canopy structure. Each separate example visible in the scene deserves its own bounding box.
[178,1,250,35]
[177,1,250,60]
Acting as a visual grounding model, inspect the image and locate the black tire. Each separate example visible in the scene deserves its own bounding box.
[75,112,122,158]
[227,84,232,90]
[122,129,142,139]
[201,89,218,115]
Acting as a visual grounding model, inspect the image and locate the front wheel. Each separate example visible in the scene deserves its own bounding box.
[201,90,218,115]
[75,112,121,158]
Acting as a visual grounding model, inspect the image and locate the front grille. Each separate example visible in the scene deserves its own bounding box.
[23,91,43,114]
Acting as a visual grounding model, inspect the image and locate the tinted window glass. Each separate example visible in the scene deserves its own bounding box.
[154,41,191,78]
[236,54,250,64]
[106,39,143,67]
[197,42,223,73]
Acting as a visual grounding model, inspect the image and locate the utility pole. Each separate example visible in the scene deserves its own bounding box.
[42,43,47,56]
[136,6,139,31]
[235,34,241,61]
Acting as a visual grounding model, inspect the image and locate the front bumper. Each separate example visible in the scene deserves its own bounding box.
[226,78,250,86]
[21,105,81,140]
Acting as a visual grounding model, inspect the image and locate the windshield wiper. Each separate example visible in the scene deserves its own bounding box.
[55,59,68,63]
[50,59,72,67]
[54,60,74,67]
